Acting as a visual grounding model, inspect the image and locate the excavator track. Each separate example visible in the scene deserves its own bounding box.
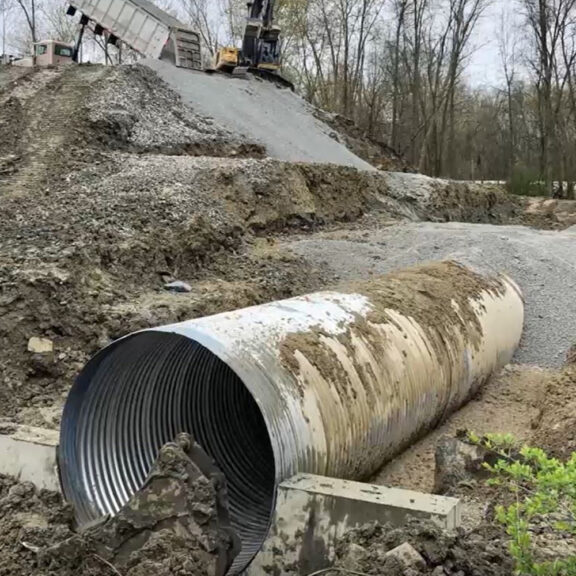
[248,66,294,90]
[204,66,294,90]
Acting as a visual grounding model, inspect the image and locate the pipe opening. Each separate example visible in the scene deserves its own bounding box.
[59,331,276,573]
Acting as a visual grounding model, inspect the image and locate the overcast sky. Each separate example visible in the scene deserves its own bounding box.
[465,0,524,88]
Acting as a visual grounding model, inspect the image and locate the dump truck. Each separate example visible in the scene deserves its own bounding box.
[67,0,201,69]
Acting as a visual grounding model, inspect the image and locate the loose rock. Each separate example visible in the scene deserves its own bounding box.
[164,280,193,293]
[27,338,53,354]
[385,542,427,571]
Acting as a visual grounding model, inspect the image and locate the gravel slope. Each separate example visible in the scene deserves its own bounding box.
[143,59,374,169]
[288,222,576,367]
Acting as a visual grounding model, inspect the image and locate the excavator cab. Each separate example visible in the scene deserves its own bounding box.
[256,27,281,71]
[212,0,292,87]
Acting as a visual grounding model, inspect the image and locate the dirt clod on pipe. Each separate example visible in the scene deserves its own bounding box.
[59,261,524,573]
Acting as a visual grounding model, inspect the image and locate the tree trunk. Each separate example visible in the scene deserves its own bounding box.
[391,1,407,149]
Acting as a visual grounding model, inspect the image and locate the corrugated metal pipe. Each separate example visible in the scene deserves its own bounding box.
[59,261,524,573]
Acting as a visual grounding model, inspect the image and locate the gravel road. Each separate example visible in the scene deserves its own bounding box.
[143,59,373,170]
[288,222,576,367]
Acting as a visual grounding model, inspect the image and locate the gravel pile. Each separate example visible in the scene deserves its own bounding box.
[288,222,576,367]
[87,65,263,156]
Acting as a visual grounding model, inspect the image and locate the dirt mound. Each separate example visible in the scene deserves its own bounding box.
[524,197,576,229]
[0,475,74,576]
[336,520,514,576]
[531,363,576,459]
[87,65,263,157]
[382,172,524,224]
[2,155,395,428]
[46,435,237,576]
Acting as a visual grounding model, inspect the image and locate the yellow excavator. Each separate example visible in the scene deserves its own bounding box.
[212,0,292,89]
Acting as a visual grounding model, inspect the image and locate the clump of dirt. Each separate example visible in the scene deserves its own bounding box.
[0,475,74,576]
[313,108,413,172]
[0,435,237,576]
[43,434,237,576]
[335,520,514,576]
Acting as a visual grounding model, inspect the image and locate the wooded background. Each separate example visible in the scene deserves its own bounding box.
[3,0,576,194]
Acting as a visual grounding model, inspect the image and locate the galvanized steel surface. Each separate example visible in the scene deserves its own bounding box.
[59,261,524,573]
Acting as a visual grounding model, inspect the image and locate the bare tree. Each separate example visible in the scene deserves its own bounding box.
[179,0,219,56]
[40,0,76,43]
[521,0,576,194]
[1,0,14,57]
[391,0,409,149]
[13,0,35,52]
[498,6,519,176]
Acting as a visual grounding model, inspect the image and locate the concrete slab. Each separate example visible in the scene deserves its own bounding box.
[248,473,461,576]
[0,424,59,491]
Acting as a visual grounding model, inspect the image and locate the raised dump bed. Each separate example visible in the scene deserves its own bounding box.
[70,0,201,69]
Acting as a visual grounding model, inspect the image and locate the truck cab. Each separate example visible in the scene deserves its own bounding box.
[34,40,75,66]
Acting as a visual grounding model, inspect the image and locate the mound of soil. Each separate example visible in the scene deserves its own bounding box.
[531,363,576,459]
[336,520,514,576]
[2,153,403,428]
[87,65,264,157]
[524,198,576,229]
[0,475,74,576]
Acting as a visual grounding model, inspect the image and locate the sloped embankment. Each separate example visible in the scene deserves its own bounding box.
[0,64,264,196]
